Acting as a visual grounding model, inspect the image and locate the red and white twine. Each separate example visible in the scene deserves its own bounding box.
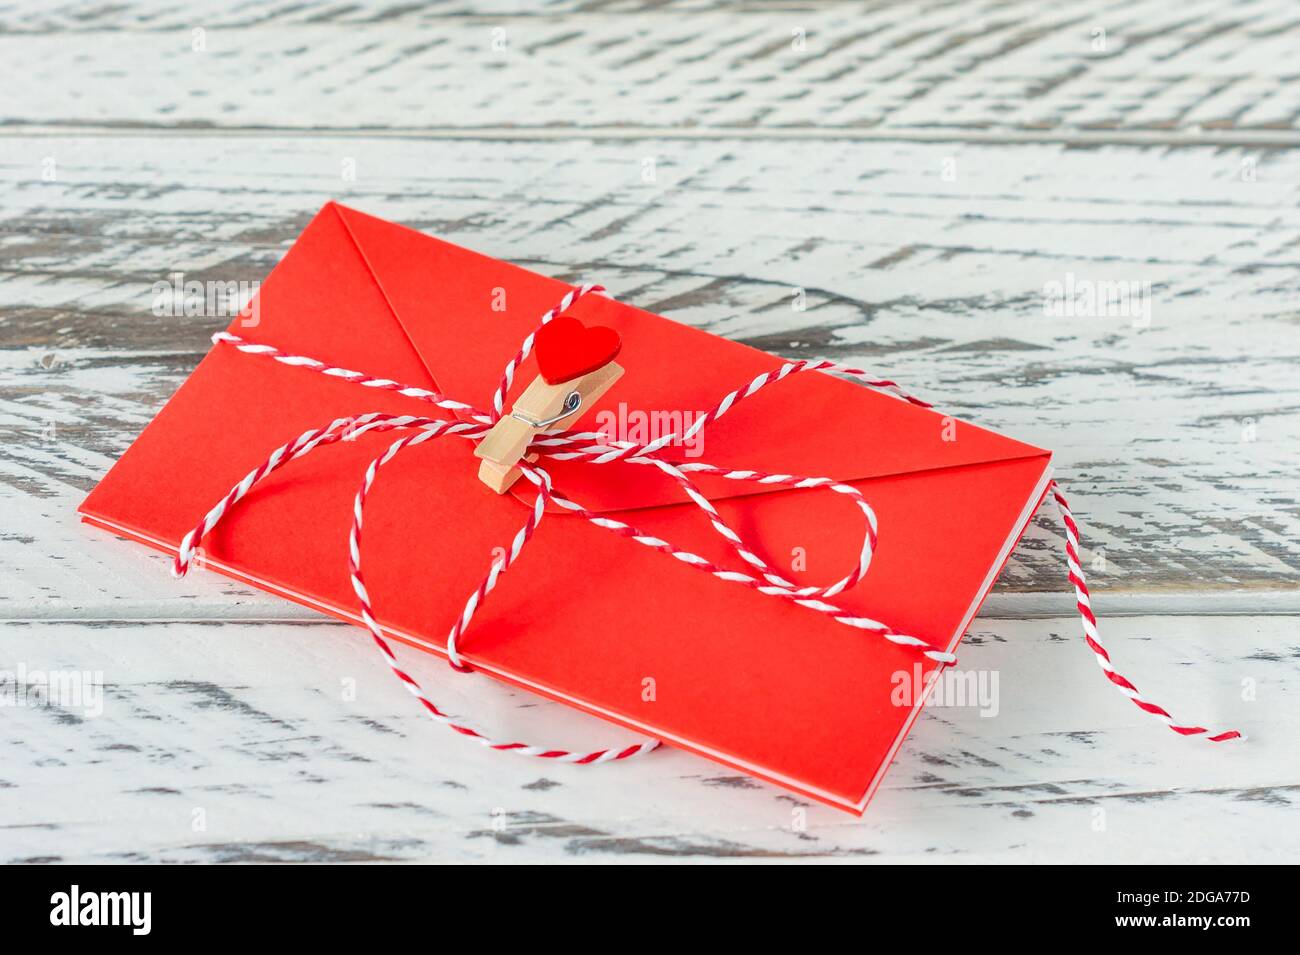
[1051,485,1240,742]
[173,285,1241,763]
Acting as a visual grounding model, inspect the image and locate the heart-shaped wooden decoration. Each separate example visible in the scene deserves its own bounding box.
[534,315,622,385]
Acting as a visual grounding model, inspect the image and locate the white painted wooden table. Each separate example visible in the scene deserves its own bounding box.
[2,1,1298,863]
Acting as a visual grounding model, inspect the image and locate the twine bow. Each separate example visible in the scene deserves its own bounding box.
[173,284,1241,764]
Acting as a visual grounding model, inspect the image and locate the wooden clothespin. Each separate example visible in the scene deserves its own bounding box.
[475,316,623,494]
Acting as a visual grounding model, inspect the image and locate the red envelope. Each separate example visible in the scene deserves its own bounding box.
[80,202,1052,813]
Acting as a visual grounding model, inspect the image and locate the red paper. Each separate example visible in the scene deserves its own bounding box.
[80,202,1052,813]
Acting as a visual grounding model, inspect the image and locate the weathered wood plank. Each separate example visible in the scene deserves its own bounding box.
[1,0,1295,867]
[0,614,1290,863]
[2,134,1297,620]
[3,0,1300,142]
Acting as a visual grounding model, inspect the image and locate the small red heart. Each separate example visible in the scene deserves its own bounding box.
[534,316,622,385]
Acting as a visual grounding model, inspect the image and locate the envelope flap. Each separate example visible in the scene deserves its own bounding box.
[333,203,1050,512]
[226,202,438,395]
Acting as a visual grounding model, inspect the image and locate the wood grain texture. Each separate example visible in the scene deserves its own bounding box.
[2,615,1292,863]
[1,0,1297,864]
[2,135,1298,618]
[4,0,1300,143]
